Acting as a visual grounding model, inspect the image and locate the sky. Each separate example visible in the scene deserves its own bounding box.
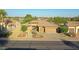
[5,9,79,17]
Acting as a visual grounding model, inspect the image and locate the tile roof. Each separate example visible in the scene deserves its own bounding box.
[67,21,79,27]
[28,20,58,27]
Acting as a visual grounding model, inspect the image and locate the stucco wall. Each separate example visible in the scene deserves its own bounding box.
[45,27,57,33]
[39,27,45,33]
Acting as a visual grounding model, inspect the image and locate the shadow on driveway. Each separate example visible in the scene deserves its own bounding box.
[61,39,79,49]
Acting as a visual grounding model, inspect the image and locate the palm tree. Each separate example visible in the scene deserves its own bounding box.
[0,9,7,21]
[0,9,7,30]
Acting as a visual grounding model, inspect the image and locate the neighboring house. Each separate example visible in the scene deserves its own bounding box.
[7,20,18,31]
[67,21,79,34]
[27,20,58,33]
[0,19,18,31]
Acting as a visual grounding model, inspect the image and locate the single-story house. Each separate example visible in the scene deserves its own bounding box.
[27,20,58,33]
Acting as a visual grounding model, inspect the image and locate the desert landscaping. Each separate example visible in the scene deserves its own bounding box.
[0,12,79,41]
[0,9,79,49]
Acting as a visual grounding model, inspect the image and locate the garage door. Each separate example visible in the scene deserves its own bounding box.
[45,27,56,33]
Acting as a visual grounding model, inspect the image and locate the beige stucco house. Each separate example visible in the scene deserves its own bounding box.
[67,21,79,34]
[0,19,19,34]
[27,20,58,33]
[7,20,19,31]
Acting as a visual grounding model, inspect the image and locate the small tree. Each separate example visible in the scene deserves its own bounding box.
[22,14,33,24]
[54,17,67,25]
[21,25,27,32]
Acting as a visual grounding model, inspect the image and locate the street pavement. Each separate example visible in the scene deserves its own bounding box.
[4,40,79,50]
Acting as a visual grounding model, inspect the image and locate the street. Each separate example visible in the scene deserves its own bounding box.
[4,40,79,50]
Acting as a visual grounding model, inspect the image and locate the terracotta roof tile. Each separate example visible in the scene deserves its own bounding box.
[28,20,58,27]
[67,21,79,27]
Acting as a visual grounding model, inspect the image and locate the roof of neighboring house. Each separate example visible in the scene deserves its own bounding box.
[28,20,58,27]
[67,21,79,27]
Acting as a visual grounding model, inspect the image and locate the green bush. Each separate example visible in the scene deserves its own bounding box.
[58,25,68,33]
[56,25,68,34]
[21,25,27,32]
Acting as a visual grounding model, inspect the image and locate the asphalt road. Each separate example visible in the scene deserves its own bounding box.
[2,40,79,50]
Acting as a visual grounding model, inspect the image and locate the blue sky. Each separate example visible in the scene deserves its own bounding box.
[5,9,79,17]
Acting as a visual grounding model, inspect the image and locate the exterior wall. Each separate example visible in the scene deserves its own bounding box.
[68,27,75,33]
[27,26,32,38]
[45,27,57,33]
[75,26,79,34]
[39,27,45,33]
[28,26,57,33]
[68,26,79,34]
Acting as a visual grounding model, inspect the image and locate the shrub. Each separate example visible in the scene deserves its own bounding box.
[56,25,68,33]
[21,25,27,32]
[60,25,68,33]
[56,27,61,33]
[0,25,12,38]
